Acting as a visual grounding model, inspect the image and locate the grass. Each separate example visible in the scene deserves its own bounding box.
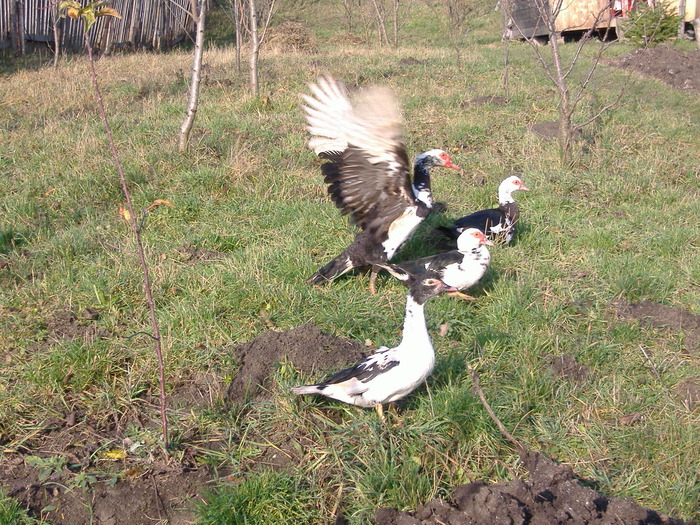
[1,1,699,523]
[0,489,38,525]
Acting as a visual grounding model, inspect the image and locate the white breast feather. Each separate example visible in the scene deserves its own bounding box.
[383,208,422,259]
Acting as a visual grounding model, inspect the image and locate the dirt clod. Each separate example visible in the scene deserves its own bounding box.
[375,451,693,525]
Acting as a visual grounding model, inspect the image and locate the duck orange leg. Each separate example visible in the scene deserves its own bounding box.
[374,403,386,423]
[447,291,477,301]
[369,266,380,295]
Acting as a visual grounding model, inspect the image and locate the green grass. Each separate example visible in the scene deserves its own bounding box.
[0,489,38,525]
[1,1,699,523]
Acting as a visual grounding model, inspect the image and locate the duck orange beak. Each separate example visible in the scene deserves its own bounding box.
[445,159,461,171]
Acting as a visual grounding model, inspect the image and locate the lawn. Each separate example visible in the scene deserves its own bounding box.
[0,1,698,523]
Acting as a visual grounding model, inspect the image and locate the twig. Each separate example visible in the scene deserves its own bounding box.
[123,331,160,341]
[151,475,165,520]
[84,34,169,447]
[465,359,524,453]
[639,345,673,399]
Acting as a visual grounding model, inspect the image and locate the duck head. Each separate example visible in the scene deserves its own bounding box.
[498,175,530,204]
[415,149,461,171]
[456,228,495,251]
[410,277,458,304]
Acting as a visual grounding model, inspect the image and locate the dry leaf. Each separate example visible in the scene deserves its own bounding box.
[97,6,122,19]
[438,323,449,337]
[118,206,132,222]
[147,199,175,212]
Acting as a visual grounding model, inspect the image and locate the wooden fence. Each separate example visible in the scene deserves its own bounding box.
[0,0,196,52]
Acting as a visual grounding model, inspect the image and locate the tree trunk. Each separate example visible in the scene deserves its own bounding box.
[392,0,399,47]
[234,0,243,73]
[52,2,62,67]
[178,0,207,154]
[549,30,573,161]
[249,0,259,95]
[370,0,389,46]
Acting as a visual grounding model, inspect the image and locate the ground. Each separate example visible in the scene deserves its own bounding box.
[611,45,700,93]
[2,46,700,524]
[375,451,691,525]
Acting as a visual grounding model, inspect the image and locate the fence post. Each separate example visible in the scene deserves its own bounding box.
[10,0,25,55]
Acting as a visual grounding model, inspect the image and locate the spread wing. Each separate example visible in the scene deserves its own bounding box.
[302,76,417,237]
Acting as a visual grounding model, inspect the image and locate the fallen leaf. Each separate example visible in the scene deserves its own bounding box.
[118,206,132,222]
[147,199,175,212]
[438,323,449,337]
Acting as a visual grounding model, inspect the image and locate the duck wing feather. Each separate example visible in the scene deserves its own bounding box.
[303,76,417,239]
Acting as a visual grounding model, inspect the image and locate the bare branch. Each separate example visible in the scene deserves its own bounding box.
[466,358,524,453]
[258,0,277,46]
[82,34,169,447]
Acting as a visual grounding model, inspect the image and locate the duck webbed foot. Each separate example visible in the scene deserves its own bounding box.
[447,291,477,301]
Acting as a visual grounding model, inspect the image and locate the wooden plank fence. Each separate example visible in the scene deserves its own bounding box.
[0,0,196,52]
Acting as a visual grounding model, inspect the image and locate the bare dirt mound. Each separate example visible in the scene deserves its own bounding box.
[376,451,693,525]
[612,45,700,93]
[613,299,700,355]
[226,322,368,403]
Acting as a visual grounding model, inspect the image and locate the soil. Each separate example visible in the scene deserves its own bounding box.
[226,322,368,404]
[4,299,698,524]
[375,451,692,525]
[3,46,700,524]
[611,45,700,93]
[613,299,700,355]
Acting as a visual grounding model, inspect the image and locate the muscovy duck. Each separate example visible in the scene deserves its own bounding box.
[291,277,456,421]
[439,175,529,244]
[302,76,460,294]
[377,228,493,301]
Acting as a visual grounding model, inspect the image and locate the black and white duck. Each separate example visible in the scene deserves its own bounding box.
[303,76,460,294]
[439,175,529,244]
[377,228,493,301]
[291,277,455,421]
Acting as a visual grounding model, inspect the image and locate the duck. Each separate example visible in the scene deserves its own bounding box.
[302,76,460,294]
[439,175,529,244]
[291,277,456,421]
[377,228,493,301]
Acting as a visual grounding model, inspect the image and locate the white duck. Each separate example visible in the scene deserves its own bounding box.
[378,228,493,301]
[291,277,455,421]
